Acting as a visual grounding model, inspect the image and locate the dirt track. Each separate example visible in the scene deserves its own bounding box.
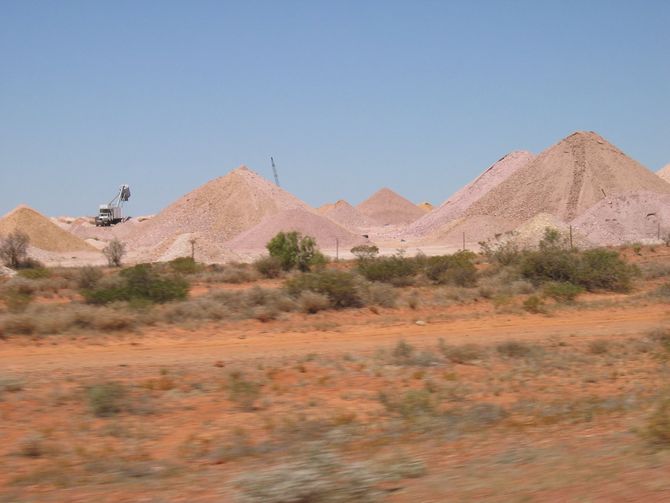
[3,302,668,374]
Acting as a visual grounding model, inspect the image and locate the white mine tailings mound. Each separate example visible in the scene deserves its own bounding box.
[227,208,368,252]
[0,205,95,253]
[356,188,424,226]
[571,191,670,245]
[466,131,670,224]
[320,200,376,231]
[512,213,591,250]
[657,164,670,184]
[126,166,310,249]
[404,150,534,239]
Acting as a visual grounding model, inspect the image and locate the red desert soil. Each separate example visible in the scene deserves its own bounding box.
[2,302,668,372]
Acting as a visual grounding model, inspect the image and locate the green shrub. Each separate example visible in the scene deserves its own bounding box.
[168,257,201,274]
[350,244,379,260]
[479,235,522,266]
[266,231,325,272]
[357,255,416,285]
[424,251,477,287]
[285,270,362,308]
[253,255,283,278]
[17,268,51,280]
[575,249,636,292]
[86,382,127,417]
[521,246,635,293]
[83,264,189,305]
[543,282,584,302]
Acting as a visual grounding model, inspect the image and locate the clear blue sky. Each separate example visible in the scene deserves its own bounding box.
[1,0,669,217]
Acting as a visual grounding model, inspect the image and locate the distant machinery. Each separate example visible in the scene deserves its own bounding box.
[270,156,281,187]
[95,184,131,226]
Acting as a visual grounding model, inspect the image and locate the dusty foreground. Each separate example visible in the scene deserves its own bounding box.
[2,300,670,502]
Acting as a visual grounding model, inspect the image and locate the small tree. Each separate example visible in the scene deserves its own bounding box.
[266,231,324,272]
[350,244,379,261]
[103,239,126,267]
[0,231,30,268]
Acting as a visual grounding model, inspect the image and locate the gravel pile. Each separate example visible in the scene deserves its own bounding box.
[571,191,670,245]
[320,200,376,231]
[466,132,670,224]
[0,205,95,252]
[356,188,424,226]
[227,208,369,251]
[512,212,592,249]
[657,164,670,184]
[137,232,240,263]
[125,166,310,249]
[403,150,533,239]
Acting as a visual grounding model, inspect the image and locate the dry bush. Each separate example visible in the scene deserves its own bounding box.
[642,395,670,448]
[77,266,103,289]
[103,239,126,267]
[86,382,128,417]
[439,340,485,364]
[298,291,331,314]
[236,448,385,503]
[496,341,541,358]
[358,281,398,308]
[199,264,260,284]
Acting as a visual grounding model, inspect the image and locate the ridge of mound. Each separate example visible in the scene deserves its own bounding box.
[657,164,670,184]
[321,200,376,230]
[127,166,310,248]
[417,202,433,212]
[571,191,670,246]
[466,132,670,224]
[0,205,95,252]
[227,208,368,251]
[404,150,534,239]
[356,188,424,226]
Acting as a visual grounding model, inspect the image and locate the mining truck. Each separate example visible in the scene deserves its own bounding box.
[95,185,131,226]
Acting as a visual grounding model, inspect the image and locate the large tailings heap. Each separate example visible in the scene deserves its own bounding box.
[320,200,376,231]
[0,205,94,252]
[403,150,534,239]
[356,188,424,226]
[227,208,368,251]
[465,131,670,224]
[657,164,670,184]
[127,166,311,248]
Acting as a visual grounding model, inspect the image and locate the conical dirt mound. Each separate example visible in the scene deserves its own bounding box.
[0,206,94,252]
[127,166,310,248]
[227,208,368,251]
[321,200,376,231]
[417,202,433,212]
[403,150,534,239]
[356,188,424,226]
[657,164,670,184]
[466,132,670,223]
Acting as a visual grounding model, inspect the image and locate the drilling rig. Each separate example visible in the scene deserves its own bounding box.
[270,157,281,187]
[95,185,131,226]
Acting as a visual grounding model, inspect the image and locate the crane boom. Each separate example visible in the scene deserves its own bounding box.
[270,157,280,187]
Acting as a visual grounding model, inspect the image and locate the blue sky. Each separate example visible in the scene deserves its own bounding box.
[1,0,669,217]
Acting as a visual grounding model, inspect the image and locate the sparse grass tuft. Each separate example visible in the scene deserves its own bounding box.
[86,382,128,417]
